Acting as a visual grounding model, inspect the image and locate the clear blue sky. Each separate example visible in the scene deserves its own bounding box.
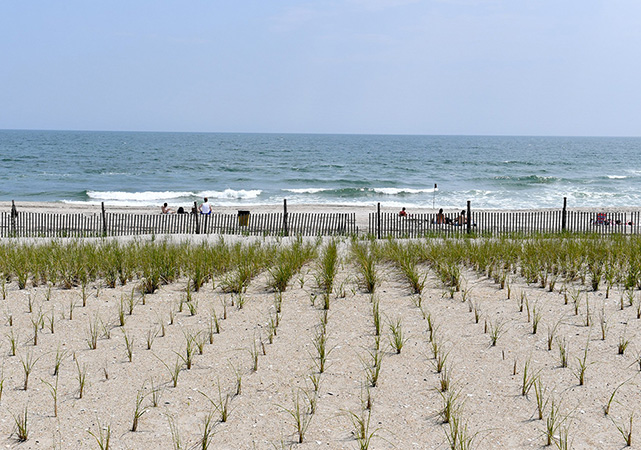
[1,1,640,136]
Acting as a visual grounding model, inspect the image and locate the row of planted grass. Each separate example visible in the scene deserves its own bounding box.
[369,234,641,295]
[3,233,641,447]
[0,238,281,294]
[3,234,641,299]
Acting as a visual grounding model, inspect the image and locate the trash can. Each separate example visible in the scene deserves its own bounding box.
[238,210,250,226]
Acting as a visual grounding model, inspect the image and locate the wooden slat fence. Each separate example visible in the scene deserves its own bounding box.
[372,210,641,238]
[3,209,640,239]
[368,212,468,238]
[0,212,358,238]
[0,212,103,238]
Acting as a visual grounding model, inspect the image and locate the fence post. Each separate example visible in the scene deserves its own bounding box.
[283,199,289,236]
[194,201,200,234]
[466,200,471,234]
[377,202,381,239]
[101,202,107,236]
[562,197,567,232]
[10,200,17,236]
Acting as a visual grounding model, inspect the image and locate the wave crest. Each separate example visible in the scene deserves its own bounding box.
[87,191,193,201]
[196,189,262,200]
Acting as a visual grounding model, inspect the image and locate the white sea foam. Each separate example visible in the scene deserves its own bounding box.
[283,188,330,194]
[87,191,194,201]
[372,187,437,195]
[607,175,627,179]
[196,189,262,200]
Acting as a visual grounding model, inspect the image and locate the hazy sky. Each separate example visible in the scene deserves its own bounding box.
[1,1,640,136]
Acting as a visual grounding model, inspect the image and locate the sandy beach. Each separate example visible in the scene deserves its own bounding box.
[0,234,639,449]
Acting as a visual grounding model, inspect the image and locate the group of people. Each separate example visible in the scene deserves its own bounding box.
[399,207,468,225]
[161,198,213,215]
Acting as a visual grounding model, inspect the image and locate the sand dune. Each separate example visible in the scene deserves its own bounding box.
[0,236,638,448]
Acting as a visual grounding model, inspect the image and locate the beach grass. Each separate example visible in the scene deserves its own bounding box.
[0,234,640,447]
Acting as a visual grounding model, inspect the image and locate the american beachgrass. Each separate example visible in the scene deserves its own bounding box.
[1,234,636,298]
[75,357,88,399]
[311,325,332,374]
[521,358,539,397]
[52,347,68,376]
[2,234,641,446]
[155,354,183,388]
[618,327,630,355]
[438,387,462,424]
[131,386,148,432]
[612,412,634,447]
[268,236,317,293]
[545,397,568,447]
[166,414,182,450]
[247,337,260,372]
[432,344,450,374]
[200,380,233,423]
[351,239,380,293]
[87,420,111,450]
[547,319,562,351]
[604,378,632,416]
[361,348,383,388]
[180,330,197,370]
[488,318,505,347]
[198,409,217,450]
[558,337,570,368]
[381,240,427,294]
[315,239,339,296]
[41,372,60,417]
[279,388,314,444]
[387,317,407,354]
[149,377,163,407]
[346,408,381,450]
[12,406,29,442]
[533,378,548,421]
[19,349,41,391]
[574,335,592,386]
[122,328,134,362]
[146,326,159,350]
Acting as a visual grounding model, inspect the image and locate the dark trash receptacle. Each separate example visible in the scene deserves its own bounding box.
[238,210,250,226]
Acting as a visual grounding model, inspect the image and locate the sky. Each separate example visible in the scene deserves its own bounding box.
[1,1,640,136]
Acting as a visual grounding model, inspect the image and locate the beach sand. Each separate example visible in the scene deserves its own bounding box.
[0,235,638,449]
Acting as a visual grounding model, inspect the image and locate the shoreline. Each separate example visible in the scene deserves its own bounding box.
[3,200,638,215]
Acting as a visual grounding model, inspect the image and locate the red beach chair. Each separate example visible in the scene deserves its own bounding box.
[594,213,609,226]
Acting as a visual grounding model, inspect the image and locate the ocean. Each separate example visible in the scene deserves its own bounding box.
[1,130,640,210]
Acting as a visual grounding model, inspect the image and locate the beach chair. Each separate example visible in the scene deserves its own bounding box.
[594,213,609,226]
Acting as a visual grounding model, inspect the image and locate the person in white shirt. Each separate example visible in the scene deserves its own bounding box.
[199,197,212,215]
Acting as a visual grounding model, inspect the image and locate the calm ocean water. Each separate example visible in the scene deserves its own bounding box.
[1,130,640,210]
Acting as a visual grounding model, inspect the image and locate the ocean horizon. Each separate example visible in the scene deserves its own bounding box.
[1,129,640,210]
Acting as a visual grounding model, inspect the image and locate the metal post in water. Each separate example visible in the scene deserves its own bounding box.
[433,183,437,210]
